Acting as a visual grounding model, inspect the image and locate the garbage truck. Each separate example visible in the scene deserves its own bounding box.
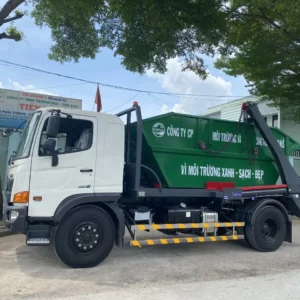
[3,101,300,268]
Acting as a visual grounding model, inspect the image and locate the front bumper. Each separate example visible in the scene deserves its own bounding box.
[2,192,27,234]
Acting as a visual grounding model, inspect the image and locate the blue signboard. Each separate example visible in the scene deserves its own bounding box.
[0,88,82,129]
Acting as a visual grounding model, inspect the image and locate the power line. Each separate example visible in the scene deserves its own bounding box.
[0,62,28,71]
[26,82,87,91]
[61,85,86,96]
[147,92,171,108]
[147,93,164,108]
[0,59,247,99]
[2,80,87,92]
[103,92,141,113]
[148,92,174,106]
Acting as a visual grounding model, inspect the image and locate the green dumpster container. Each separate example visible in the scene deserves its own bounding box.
[128,112,300,188]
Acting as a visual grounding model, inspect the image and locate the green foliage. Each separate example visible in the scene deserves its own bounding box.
[215,0,300,122]
[0,0,26,41]
[6,25,24,41]
[32,0,104,62]
[31,0,300,121]
[14,9,25,17]
[32,0,226,77]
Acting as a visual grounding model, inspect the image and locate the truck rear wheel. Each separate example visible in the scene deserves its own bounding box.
[245,205,286,252]
[54,206,116,268]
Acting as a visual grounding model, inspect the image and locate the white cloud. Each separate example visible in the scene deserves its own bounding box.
[146,57,233,115]
[8,79,58,96]
[161,103,189,114]
[0,81,3,88]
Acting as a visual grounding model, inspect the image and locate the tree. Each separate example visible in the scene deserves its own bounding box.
[32,0,227,78]
[3,1,300,120]
[31,1,300,120]
[0,0,26,41]
[215,0,300,122]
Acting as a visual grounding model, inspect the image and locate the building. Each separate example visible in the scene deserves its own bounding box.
[0,88,82,212]
[201,96,300,175]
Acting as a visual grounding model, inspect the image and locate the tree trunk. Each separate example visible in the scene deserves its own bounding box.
[0,0,25,26]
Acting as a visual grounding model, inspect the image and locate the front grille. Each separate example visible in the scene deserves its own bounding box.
[6,177,13,192]
[5,191,11,204]
[5,177,13,203]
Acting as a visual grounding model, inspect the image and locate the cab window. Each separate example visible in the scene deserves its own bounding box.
[39,117,93,156]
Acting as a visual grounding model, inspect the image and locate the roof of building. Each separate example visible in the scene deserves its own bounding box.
[201,95,261,116]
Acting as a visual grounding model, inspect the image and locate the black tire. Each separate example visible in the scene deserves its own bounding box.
[245,205,286,252]
[243,228,251,247]
[54,206,116,268]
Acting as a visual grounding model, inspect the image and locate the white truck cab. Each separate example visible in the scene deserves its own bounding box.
[3,107,126,267]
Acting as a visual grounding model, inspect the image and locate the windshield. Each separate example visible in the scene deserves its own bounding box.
[14,111,42,160]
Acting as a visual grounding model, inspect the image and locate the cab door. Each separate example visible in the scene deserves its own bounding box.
[29,113,97,218]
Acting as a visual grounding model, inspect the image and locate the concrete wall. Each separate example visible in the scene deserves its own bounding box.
[279,108,300,176]
[293,159,300,176]
[217,100,278,126]
[201,96,260,121]
[256,101,279,128]
[221,99,245,121]
[257,101,278,116]
[280,110,300,143]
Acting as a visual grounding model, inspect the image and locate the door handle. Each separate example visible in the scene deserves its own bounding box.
[80,168,93,173]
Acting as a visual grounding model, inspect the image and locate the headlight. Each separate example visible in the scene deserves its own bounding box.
[9,211,19,222]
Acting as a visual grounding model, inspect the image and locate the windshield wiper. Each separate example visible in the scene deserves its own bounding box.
[2,120,27,137]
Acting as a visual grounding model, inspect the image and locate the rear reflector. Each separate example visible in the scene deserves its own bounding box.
[205,182,235,191]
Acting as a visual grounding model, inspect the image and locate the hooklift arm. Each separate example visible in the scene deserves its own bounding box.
[243,102,300,193]
[243,101,300,215]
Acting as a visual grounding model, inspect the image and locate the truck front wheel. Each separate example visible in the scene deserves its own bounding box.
[245,205,286,252]
[54,206,116,268]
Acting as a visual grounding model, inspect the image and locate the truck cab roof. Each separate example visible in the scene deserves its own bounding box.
[36,106,124,123]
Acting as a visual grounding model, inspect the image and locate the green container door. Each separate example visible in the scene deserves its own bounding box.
[129,112,300,189]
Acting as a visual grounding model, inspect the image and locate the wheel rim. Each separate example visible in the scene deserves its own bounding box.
[261,218,278,242]
[71,223,102,254]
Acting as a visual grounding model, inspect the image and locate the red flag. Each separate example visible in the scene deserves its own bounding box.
[94,85,102,112]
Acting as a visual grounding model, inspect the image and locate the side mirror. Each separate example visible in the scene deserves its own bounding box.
[42,139,59,167]
[46,115,60,138]
[42,139,56,154]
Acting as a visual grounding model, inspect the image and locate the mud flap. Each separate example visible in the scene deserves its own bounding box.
[286,196,300,218]
[285,220,292,243]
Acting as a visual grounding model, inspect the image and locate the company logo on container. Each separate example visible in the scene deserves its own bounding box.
[152,122,165,137]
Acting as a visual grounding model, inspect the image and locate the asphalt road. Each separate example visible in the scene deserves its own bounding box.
[1,221,300,300]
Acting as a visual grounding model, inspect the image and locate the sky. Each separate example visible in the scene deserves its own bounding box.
[0,1,250,119]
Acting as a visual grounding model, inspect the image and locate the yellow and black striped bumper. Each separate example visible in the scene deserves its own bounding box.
[130,235,244,247]
[133,222,244,231]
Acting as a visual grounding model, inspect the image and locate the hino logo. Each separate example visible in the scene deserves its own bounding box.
[152,122,165,137]
[78,185,91,189]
